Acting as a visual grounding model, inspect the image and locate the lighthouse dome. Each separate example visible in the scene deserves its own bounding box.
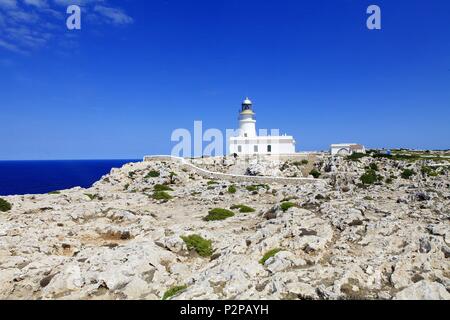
[242,97,252,105]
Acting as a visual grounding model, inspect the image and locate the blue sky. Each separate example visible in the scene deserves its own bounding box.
[0,0,449,159]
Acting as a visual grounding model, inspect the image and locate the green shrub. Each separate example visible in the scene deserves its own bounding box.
[0,198,12,212]
[230,204,255,213]
[309,169,321,179]
[401,169,415,179]
[152,191,173,201]
[48,191,60,195]
[169,172,177,184]
[421,166,438,177]
[228,185,237,194]
[203,208,234,221]
[369,163,379,171]
[259,248,282,265]
[181,234,213,257]
[360,169,381,185]
[154,184,173,192]
[145,170,160,178]
[162,285,188,300]
[301,159,309,165]
[280,202,296,212]
[347,153,367,161]
[123,183,130,191]
[385,178,393,184]
[207,180,218,185]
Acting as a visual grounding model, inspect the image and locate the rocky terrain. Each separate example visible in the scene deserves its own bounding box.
[0,153,449,300]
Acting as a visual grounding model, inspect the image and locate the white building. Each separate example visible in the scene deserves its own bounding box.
[331,143,366,156]
[229,98,296,155]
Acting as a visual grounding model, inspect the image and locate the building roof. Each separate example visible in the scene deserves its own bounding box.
[242,97,252,105]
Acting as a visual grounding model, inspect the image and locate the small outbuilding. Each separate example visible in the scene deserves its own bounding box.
[331,143,366,156]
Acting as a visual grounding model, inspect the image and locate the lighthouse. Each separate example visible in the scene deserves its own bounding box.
[229,97,296,156]
[238,98,257,138]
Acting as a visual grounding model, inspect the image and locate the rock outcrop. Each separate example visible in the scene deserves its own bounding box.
[0,154,448,300]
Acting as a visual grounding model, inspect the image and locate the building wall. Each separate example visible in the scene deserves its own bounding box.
[229,137,295,155]
[143,155,323,185]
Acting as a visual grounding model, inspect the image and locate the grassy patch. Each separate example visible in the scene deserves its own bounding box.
[207,180,218,185]
[162,285,188,300]
[152,191,173,201]
[309,169,321,179]
[227,185,237,194]
[401,169,415,179]
[280,202,296,212]
[181,234,213,257]
[231,204,255,213]
[259,248,282,265]
[154,184,174,192]
[0,198,12,212]
[145,170,160,178]
[203,208,234,221]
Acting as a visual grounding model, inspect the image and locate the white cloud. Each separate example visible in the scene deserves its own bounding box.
[0,0,133,54]
[0,0,17,9]
[23,0,48,8]
[94,5,133,25]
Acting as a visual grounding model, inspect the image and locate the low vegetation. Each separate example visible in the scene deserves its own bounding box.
[203,208,234,221]
[145,170,160,178]
[180,234,213,257]
[280,202,296,212]
[360,169,383,185]
[347,153,367,161]
[85,193,98,201]
[0,198,12,212]
[207,180,218,185]
[152,191,173,201]
[246,184,270,192]
[401,169,415,179]
[154,184,173,192]
[259,248,282,265]
[227,185,237,194]
[162,285,188,300]
[309,169,321,179]
[47,191,61,195]
[168,172,177,184]
[230,204,255,213]
[421,166,438,177]
[293,159,309,167]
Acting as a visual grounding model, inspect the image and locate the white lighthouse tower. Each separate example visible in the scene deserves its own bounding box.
[238,97,257,138]
[229,97,297,156]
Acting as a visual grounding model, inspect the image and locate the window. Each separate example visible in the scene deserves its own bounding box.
[244,133,248,137]
[267,145,272,153]
[254,145,258,153]
[238,145,242,153]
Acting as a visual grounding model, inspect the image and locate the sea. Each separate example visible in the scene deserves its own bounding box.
[0,160,139,196]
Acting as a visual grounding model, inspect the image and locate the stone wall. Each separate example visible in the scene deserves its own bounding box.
[143,155,325,185]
